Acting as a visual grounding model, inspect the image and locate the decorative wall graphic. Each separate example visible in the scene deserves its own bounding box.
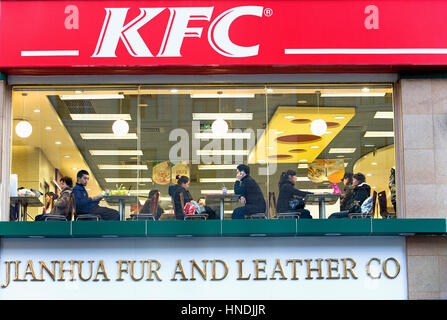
[152,161,171,185]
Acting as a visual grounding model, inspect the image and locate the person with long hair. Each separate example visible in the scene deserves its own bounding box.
[34,191,58,221]
[139,189,164,220]
[276,170,313,219]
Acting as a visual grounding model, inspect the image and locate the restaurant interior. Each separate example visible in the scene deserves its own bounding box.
[10,84,396,220]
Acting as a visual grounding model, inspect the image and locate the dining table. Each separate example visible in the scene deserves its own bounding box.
[10,196,44,221]
[304,193,341,219]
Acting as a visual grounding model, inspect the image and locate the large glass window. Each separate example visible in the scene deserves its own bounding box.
[10,83,395,221]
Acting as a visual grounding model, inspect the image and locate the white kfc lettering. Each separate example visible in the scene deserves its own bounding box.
[92,6,263,58]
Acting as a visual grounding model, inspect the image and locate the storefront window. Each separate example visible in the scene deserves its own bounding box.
[10,84,395,221]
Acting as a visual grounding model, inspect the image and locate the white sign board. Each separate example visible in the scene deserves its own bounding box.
[0,236,407,300]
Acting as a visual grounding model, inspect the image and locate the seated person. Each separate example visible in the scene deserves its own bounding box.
[172,176,216,220]
[72,170,119,220]
[232,164,266,219]
[51,176,74,218]
[138,189,164,220]
[276,170,313,219]
[339,172,355,211]
[328,173,371,219]
[34,192,57,221]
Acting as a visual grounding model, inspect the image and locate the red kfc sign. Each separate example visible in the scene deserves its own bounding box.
[1,0,447,68]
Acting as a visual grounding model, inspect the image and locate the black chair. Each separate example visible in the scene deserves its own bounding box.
[378,190,396,219]
[349,191,377,219]
[269,192,300,219]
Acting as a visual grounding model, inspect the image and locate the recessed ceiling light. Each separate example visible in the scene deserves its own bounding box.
[328,148,356,153]
[284,116,295,119]
[33,109,40,113]
[75,90,83,94]
[297,100,307,104]
[362,87,370,92]
[371,162,378,166]
[374,111,394,119]
[299,159,308,162]
[365,144,375,147]
[275,131,285,134]
[55,141,61,145]
[64,155,71,158]
[44,126,52,130]
[170,89,178,93]
[266,88,274,93]
[310,146,320,149]
[366,173,372,176]
[364,131,394,138]
[334,116,345,119]
[72,167,78,170]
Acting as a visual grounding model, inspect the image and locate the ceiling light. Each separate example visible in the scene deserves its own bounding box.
[15,121,32,138]
[60,94,124,100]
[75,90,83,94]
[70,114,131,120]
[299,159,308,162]
[44,126,52,130]
[90,150,143,156]
[310,146,320,149]
[374,111,394,119]
[284,116,295,119]
[80,133,137,139]
[198,165,238,170]
[364,131,394,138]
[297,100,307,104]
[196,150,249,156]
[365,144,375,147]
[362,87,370,92]
[72,167,78,171]
[98,165,148,170]
[105,178,152,183]
[310,119,327,136]
[334,116,345,119]
[192,113,253,120]
[199,178,236,183]
[194,132,251,139]
[371,162,378,166]
[170,89,178,93]
[275,131,285,134]
[321,93,386,97]
[55,141,62,145]
[266,88,274,93]
[211,119,229,136]
[190,93,255,98]
[64,155,71,158]
[112,119,129,136]
[328,148,356,153]
[33,109,40,113]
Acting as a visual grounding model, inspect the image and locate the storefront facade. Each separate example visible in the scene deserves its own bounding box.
[0,0,447,300]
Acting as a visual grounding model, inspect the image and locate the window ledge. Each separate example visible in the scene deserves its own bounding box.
[0,219,445,238]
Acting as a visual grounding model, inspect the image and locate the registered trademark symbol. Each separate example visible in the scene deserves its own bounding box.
[264,8,273,17]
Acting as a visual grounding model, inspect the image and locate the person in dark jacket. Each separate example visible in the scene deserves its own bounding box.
[72,170,119,220]
[276,170,313,219]
[172,175,217,220]
[232,164,266,219]
[51,176,73,217]
[139,189,164,220]
[328,173,371,219]
[339,172,354,211]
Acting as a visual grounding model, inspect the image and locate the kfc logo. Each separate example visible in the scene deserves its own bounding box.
[92,6,263,58]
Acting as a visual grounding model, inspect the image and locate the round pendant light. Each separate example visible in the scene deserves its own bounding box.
[15,120,32,138]
[310,119,327,136]
[211,118,229,136]
[112,119,129,136]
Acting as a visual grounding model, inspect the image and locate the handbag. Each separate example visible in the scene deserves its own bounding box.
[184,201,200,215]
[289,198,305,210]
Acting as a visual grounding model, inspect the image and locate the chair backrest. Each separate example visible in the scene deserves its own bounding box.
[269,192,278,219]
[65,193,76,221]
[369,190,377,216]
[148,192,160,214]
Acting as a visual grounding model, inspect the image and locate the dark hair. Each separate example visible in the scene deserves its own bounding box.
[176,175,190,185]
[60,176,73,188]
[342,172,353,184]
[236,164,250,176]
[353,173,366,184]
[76,170,89,179]
[278,170,296,187]
[148,189,159,199]
[45,192,57,210]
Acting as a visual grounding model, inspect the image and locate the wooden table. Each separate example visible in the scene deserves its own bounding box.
[10,196,44,221]
[104,195,138,221]
[304,193,340,219]
[205,194,240,220]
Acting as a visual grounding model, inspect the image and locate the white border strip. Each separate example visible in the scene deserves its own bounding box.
[21,50,79,57]
[284,48,447,54]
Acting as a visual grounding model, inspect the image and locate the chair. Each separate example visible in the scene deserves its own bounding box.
[349,191,377,219]
[377,191,396,219]
[179,192,208,221]
[269,192,300,219]
[73,194,101,221]
[130,192,158,221]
